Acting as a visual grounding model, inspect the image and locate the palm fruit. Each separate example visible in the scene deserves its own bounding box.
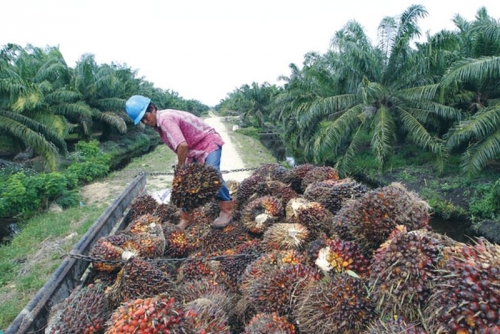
[304,233,331,267]
[129,194,158,221]
[236,174,266,209]
[285,198,334,240]
[245,263,321,317]
[300,165,339,192]
[303,178,368,215]
[153,202,179,224]
[244,312,296,333]
[176,251,232,290]
[294,273,375,334]
[249,180,299,208]
[175,278,235,317]
[363,317,427,334]
[105,296,186,333]
[124,213,162,234]
[252,163,289,182]
[369,227,458,323]
[240,249,306,296]
[332,182,431,255]
[47,283,110,334]
[226,179,240,197]
[196,221,251,254]
[241,195,284,234]
[424,238,500,333]
[261,223,309,252]
[105,257,173,309]
[314,237,370,278]
[89,234,141,273]
[215,239,262,292]
[183,297,231,333]
[130,231,165,259]
[280,163,315,194]
[161,222,194,258]
[200,199,220,220]
[170,163,222,210]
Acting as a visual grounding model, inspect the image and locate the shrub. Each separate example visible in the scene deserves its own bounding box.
[236,126,260,140]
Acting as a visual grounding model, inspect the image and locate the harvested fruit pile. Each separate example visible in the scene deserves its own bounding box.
[47,163,500,333]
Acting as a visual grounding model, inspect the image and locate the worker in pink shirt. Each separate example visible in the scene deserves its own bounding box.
[125,95,236,230]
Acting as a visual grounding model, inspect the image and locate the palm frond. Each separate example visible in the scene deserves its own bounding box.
[446,106,500,150]
[93,110,127,133]
[312,104,364,161]
[441,56,500,88]
[54,101,93,119]
[461,129,500,177]
[371,105,395,168]
[398,84,439,102]
[335,121,368,175]
[398,107,447,172]
[0,114,59,170]
[0,109,67,154]
[299,94,358,124]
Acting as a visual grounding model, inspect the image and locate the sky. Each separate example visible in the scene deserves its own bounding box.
[2,1,500,107]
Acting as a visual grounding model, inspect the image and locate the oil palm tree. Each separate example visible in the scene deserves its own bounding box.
[285,5,458,174]
[441,7,500,177]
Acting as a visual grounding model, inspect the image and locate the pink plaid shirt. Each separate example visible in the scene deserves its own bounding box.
[154,109,224,164]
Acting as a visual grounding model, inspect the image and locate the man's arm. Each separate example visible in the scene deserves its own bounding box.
[176,141,188,166]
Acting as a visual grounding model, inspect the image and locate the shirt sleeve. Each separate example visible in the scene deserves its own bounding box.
[159,117,186,151]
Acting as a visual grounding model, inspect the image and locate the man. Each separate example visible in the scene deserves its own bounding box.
[125,95,236,230]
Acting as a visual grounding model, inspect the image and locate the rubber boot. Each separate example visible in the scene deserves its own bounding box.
[176,211,193,230]
[212,200,237,229]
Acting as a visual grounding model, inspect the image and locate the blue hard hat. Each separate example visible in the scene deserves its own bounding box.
[125,95,151,125]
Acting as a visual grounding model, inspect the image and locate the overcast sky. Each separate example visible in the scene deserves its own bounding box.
[2,1,500,106]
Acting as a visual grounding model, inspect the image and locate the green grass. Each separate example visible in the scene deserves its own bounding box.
[0,205,101,329]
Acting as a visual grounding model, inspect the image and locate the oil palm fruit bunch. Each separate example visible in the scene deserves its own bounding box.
[129,231,165,259]
[105,296,186,333]
[294,273,375,334]
[226,179,240,197]
[300,165,339,192]
[250,180,299,208]
[363,317,426,334]
[304,233,331,268]
[424,238,500,333]
[47,283,110,334]
[89,234,141,272]
[243,312,296,333]
[261,223,309,252]
[175,278,235,318]
[244,263,321,317]
[129,194,158,221]
[124,213,162,234]
[196,221,251,254]
[303,178,368,215]
[241,195,284,234]
[236,174,266,209]
[332,182,430,255]
[161,222,192,258]
[314,238,370,278]
[252,163,289,182]
[105,257,173,309]
[170,163,222,210]
[183,297,231,333]
[215,239,262,292]
[285,198,334,240]
[368,227,458,323]
[240,249,306,296]
[177,252,232,290]
[280,163,315,194]
[153,202,179,224]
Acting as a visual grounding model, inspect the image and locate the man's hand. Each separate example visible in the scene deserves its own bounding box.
[176,141,188,166]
